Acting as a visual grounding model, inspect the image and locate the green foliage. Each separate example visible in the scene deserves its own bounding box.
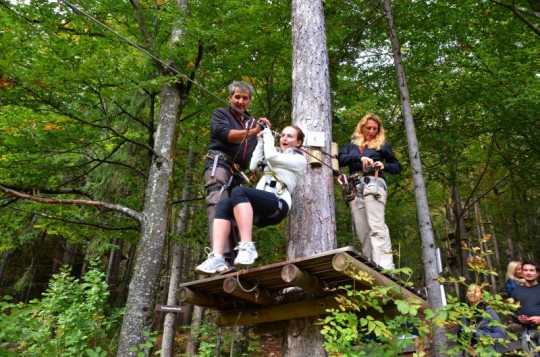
[0,264,123,356]
[128,330,162,357]
[320,249,519,356]
[320,269,427,356]
[188,320,263,357]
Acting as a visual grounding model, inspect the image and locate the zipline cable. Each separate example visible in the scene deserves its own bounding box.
[60,0,236,110]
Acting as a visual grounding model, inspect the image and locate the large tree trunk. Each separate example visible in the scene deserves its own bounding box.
[287,0,336,356]
[116,0,191,353]
[380,0,448,354]
[116,83,183,356]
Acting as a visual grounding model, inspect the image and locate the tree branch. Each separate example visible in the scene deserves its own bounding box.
[0,184,143,223]
[11,207,139,231]
[490,0,540,36]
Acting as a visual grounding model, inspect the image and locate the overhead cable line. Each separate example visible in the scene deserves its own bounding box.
[59,0,232,109]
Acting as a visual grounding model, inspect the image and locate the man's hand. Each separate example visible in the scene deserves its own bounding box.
[258,118,271,129]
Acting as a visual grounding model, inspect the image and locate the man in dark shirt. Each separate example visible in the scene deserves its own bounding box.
[511,261,540,356]
[203,81,271,271]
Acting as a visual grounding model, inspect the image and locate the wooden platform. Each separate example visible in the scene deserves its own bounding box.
[178,246,429,327]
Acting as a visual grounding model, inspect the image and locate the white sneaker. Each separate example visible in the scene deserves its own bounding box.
[195,251,229,274]
[234,242,258,266]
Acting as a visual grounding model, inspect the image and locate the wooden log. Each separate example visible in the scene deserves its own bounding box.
[222,276,274,305]
[332,252,430,310]
[281,264,328,296]
[216,295,341,327]
[177,286,217,308]
[216,294,399,327]
[252,321,287,335]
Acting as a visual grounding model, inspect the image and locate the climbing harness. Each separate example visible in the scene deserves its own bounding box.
[345,167,385,201]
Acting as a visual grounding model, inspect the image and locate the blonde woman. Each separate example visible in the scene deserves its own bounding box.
[338,113,402,270]
[505,261,525,296]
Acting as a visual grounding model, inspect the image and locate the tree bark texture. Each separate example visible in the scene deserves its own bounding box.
[287,1,335,356]
[289,0,336,259]
[117,83,182,356]
[380,0,448,354]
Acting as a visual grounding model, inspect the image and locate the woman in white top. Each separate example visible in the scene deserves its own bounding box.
[196,125,306,274]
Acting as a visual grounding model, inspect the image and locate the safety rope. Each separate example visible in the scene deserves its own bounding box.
[235,273,259,293]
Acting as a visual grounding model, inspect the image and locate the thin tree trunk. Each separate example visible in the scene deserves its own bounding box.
[106,238,124,305]
[116,243,137,308]
[186,249,205,356]
[451,184,471,283]
[186,305,204,356]
[0,249,11,286]
[62,241,78,268]
[287,0,335,356]
[379,0,447,354]
[473,197,497,293]
[161,148,194,357]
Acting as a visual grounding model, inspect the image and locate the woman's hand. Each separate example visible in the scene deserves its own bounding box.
[360,157,374,171]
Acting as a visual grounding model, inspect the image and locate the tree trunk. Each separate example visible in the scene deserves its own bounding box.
[106,238,124,305]
[287,0,336,356]
[473,197,497,292]
[379,0,448,354]
[116,0,191,352]
[116,82,183,356]
[186,249,205,356]
[451,184,471,282]
[62,241,78,268]
[161,148,194,357]
[115,244,136,308]
[186,305,204,356]
[0,249,11,286]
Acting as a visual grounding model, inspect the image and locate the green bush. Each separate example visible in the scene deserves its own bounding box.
[0,264,123,356]
[320,246,519,357]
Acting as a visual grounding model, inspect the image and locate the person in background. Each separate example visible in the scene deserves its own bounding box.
[511,261,540,356]
[505,260,525,297]
[338,113,402,270]
[204,81,271,269]
[196,125,306,274]
[458,284,507,356]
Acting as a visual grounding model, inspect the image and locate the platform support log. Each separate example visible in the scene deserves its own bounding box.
[216,295,340,327]
[177,287,217,308]
[222,276,274,305]
[281,264,329,296]
[332,252,430,310]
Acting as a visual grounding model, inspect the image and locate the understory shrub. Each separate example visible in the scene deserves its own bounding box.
[0,263,123,356]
